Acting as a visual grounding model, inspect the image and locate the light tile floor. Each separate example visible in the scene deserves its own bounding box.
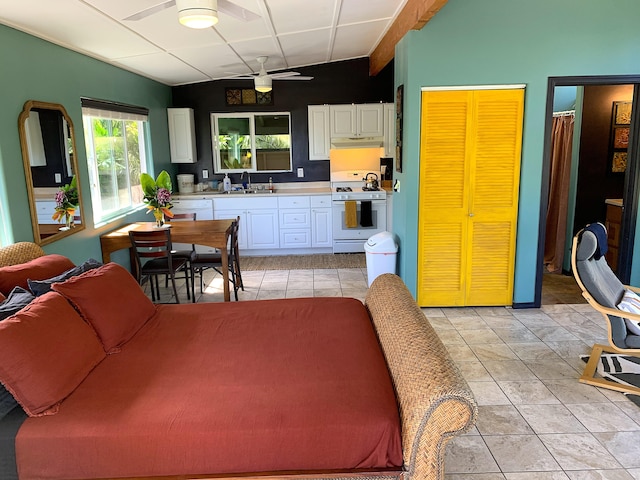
[144,269,640,480]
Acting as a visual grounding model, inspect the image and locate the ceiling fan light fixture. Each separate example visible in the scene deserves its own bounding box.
[177,0,218,28]
[254,75,272,93]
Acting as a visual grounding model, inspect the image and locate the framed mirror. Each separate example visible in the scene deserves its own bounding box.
[19,100,85,245]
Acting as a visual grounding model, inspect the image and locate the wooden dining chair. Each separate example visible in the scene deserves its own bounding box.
[191,216,244,300]
[165,212,197,301]
[129,229,191,304]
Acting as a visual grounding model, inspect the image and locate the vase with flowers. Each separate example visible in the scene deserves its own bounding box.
[52,176,79,230]
[141,170,174,227]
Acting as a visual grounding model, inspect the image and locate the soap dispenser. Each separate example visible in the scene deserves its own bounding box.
[223,173,231,192]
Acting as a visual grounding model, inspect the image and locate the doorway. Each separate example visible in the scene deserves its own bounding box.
[537,75,640,306]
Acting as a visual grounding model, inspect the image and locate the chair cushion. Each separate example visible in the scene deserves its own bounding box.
[0,292,105,416]
[52,263,156,352]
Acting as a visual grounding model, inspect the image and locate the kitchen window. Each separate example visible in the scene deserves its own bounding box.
[81,99,149,224]
[211,112,292,173]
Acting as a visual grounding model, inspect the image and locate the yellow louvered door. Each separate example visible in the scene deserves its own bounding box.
[418,89,524,306]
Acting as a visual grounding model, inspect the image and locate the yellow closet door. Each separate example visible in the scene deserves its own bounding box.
[418,89,524,306]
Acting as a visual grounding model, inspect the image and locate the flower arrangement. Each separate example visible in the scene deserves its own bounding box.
[140,170,174,226]
[52,176,79,227]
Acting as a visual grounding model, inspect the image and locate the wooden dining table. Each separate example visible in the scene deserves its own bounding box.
[99,219,235,301]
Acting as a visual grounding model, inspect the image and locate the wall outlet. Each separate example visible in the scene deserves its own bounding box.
[202,169,209,179]
[55,173,62,183]
[297,168,304,178]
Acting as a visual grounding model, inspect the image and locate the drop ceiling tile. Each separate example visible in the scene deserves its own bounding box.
[113,52,210,85]
[332,20,388,60]
[0,0,159,60]
[267,0,336,34]
[338,0,405,25]
[230,38,283,69]
[279,30,331,67]
[172,43,249,78]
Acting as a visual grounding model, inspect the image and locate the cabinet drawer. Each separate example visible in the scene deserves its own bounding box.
[278,196,310,209]
[280,229,311,248]
[279,209,310,228]
[311,195,332,208]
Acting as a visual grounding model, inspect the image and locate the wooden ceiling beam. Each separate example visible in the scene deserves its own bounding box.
[370,0,449,76]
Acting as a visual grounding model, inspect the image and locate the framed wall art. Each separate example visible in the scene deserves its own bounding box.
[225,88,273,106]
[395,84,404,173]
[609,101,632,173]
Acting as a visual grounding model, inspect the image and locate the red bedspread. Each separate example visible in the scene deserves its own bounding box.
[16,297,403,479]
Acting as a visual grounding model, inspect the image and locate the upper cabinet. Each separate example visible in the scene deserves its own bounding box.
[383,103,395,159]
[329,104,384,138]
[168,108,197,163]
[308,105,330,160]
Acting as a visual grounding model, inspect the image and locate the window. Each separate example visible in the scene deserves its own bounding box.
[81,99,149,224]
[211,112,292,172]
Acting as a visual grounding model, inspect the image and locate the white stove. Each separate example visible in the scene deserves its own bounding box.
[331,170,387,201]
[330,171,387,253]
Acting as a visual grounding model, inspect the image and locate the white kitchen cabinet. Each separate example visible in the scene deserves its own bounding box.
[307,105,330,160]
[214,196,279,251]
[383,103,395,159]
[278,196,311,248]
[311,195,332,248]
[168,108,197,163]
[329,104,384,138]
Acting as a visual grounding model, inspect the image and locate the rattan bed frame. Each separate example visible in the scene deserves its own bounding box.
[0,242,477,480]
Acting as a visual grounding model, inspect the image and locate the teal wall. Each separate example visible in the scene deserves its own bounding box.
[0,24,172,264]
[394,0,640,303]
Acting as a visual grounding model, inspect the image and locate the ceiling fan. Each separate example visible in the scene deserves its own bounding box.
[228,56,314,92]
[123,0,260,28]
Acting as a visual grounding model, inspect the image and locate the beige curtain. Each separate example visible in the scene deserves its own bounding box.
[544,113,575,273]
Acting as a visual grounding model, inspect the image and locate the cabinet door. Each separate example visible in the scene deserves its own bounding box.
[168,108,196,163]
[418,89,524,307]
[247,209,279,249]
[357,104,384,137]
[311,208,332,247]
[330,105,357,137]
[383,103,395,159]
[214,209,247,250]
[308,106,330,160]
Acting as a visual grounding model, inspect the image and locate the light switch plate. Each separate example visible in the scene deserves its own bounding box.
[55,173,62,183]
[297,168,304,178]
[202,169,209,179]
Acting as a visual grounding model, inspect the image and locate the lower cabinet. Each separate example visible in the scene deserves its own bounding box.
[213,197,279,251]
[311,196,332,248]
[279,196,311,249]
[213,195,331,253]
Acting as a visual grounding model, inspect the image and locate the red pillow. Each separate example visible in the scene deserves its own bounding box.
[0,292,105,416]
[52,263,156,352]
[0,254,74,295]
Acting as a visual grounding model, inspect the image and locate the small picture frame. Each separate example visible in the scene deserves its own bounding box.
[609,101,633,173]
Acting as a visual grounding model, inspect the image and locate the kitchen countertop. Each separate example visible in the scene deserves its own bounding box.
[605,198,623,207]
[174,187,332,199]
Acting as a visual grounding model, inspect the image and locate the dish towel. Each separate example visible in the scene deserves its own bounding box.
[345,201,358,228]
[360,201,373,227]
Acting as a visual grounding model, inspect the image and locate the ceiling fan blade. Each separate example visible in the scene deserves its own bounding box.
[123,0,176,21]
[269,71,300,78]
[218,0,261,22]
[273,76,314,81]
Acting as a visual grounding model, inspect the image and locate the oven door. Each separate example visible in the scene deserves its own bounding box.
[332,199,387,241]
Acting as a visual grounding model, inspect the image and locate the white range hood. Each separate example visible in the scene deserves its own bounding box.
[330,136,383,149]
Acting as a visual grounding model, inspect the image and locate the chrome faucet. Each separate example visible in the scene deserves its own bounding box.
[241,171,252,190]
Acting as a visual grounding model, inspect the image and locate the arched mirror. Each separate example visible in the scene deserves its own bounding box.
[19,100,85,245]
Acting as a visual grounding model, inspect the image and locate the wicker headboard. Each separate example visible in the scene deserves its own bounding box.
[0,242,45,267]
